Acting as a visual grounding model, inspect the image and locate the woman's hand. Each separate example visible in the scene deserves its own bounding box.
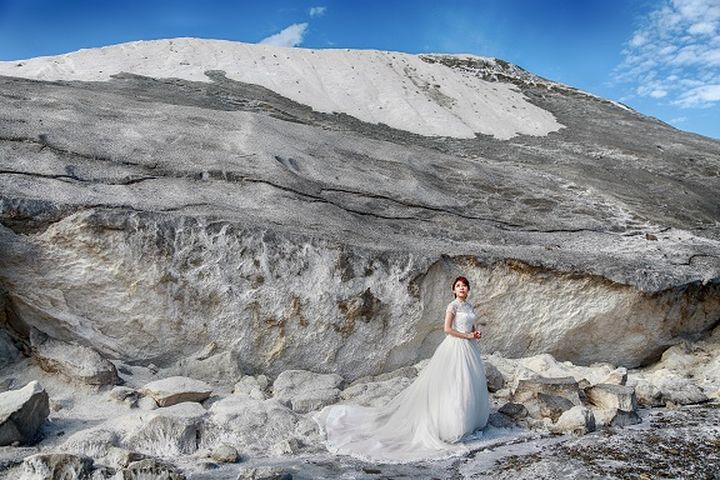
[470,330,482,339]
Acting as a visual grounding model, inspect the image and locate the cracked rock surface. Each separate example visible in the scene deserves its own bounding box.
[0,41,719,377]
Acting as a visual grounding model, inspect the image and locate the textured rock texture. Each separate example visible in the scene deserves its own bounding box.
[140,376,212,407]
[29,328,119,386]
[0,381,49,446]
[0,39,718,381]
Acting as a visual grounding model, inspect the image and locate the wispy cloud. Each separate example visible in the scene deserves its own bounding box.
[309,6,327,17]
[614,0,720,108]
[259,23,309,47]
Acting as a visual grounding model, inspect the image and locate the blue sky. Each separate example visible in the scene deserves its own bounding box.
[0,0,718,139]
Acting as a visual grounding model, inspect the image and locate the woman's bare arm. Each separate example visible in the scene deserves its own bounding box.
[444,307,473,339]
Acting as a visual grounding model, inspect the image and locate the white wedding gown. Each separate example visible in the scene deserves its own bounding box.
[313,298,490,463]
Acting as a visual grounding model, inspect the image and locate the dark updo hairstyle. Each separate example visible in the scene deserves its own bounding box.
[452,276,470,297]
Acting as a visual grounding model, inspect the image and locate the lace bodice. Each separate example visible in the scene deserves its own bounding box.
[446,299,476,333]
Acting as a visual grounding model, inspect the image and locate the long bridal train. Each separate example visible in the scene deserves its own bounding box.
[313,300,491,463]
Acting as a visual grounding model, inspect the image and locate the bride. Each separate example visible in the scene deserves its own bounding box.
[313,276,491,463]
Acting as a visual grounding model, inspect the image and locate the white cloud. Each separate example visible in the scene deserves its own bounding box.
[674,83,720,106]
[614,0,720,108]
[688,21,716,34]
[259,23,309,47]
[670,116,688,122]
[630,32,649,47]
[309,6,327,17]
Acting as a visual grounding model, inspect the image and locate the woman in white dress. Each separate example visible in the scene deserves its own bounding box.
[313,276,491,463]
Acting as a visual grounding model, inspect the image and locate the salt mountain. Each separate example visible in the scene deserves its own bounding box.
[0,38,718,381]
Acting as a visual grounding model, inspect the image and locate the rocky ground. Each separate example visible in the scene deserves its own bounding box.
[0,323,718,479]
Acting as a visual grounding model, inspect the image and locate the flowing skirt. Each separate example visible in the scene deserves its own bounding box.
[313,335,490,463]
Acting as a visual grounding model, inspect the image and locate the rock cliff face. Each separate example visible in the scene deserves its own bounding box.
[0,39,719,380]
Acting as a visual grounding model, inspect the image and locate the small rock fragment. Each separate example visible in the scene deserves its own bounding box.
[552,406,596,435]
[211,444,239,463]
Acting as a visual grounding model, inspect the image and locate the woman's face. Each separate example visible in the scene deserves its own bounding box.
[453,281,469,299]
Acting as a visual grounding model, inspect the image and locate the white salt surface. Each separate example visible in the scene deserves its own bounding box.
[0,38,564,140]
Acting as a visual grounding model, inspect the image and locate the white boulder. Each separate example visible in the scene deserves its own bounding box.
[30,328,119,386]
[140,376,212,407]
[204,396,308,456]
[21,453,94,480]
[124,402,208,457]
[552,406,596,435]
[272,370,343,413]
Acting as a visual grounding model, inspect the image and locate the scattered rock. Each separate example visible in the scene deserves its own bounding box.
[136,395,159,411]
[271,437,302,456]
[124,402,208,456]
[484,360,505,392]
[609,409,643,427]
[272,370,343,413]
[601,367,628,386]
[61,428,121,459]
[487,412,516,428]
[629,371,708,407]
[0,381,49,446]
[121,457,185,480]
[210,444,239,463]
[552,406,596,435]
[21,453,94,480]
[507,354,619,388]
[512,376,582,406]
[585,384,637,412]
[165,349,244,386]
[498,402,529,420]
[206,397,301,456]
[110,386,138,403]
[100,446,146,469]
[29,328,120,386]
[585,383,641,427]
[234,374,269,400]
[141,376,212,407]
[536,393,574,422]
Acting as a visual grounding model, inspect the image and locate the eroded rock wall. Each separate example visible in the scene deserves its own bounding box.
[1,210,717,381]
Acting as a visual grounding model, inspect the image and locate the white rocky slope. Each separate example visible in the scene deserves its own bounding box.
[0,38,718,383]
[0,38,563,139]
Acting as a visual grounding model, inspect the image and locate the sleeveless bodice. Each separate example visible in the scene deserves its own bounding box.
[449,299,476,333]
